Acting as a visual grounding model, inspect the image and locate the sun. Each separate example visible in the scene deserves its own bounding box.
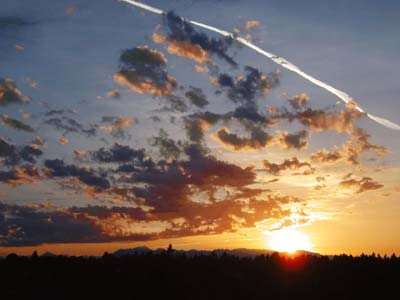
[266,229,312,253]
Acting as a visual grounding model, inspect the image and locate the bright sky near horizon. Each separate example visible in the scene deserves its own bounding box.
[1,0,399,256]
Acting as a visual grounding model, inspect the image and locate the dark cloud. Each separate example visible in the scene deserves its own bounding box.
[114,46,177,96]
[44,109,76,116]
[44,159,110,190]
[232,105,267,123]
[216,126,273,151]
[217,66,278,105]
[185,86,209,108]
[0,78,30,106]
[0,202,104,246]
[271,107,361,133]
[0,137,43,166]
[0,137,15,157]
[1,114,34,132]
[98,116,134,138]
[263,157,313,175]
[44,116,96,136]
[120,46,167,68]
[161,95,188,112]
[91,143,146,164]
[311,149,342,163]
[277,130,309,150]
[162,11,236,66]
[0,166,39,186]
[0,141,301,244]
[0,17,32,27]
[339,176,384,193]
[185,111,222,143]
[150,129,183,160]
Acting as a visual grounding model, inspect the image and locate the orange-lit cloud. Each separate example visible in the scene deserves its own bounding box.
[194,65,209,73]
[114,71,176,96]
[339,176,384,193]
[66,6,76,16]
[215,127,273,151]
[263,157,313,175]
[245,20,260,30]
[288,93,309,109]
[15,44,24,51]
[0,166,39,186]
[58,137,69,145]
[106,89,120,98]
[276,130,309,150]
[153,32,208,63]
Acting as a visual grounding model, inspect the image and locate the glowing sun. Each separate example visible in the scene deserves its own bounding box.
[266,229,312,253]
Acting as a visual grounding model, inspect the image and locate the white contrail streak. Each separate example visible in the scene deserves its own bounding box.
[120,0,400,130]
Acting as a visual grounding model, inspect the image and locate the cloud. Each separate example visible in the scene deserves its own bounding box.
[152,32,208,63]
[44,159,110,190]
[0,137,15,158]
[114,69,176,96]
[1,114,34,132]
[160,95,189,113]
[44,109,77,116]
[215,127,273,151]
[150,129,183,160]
[114,46,177,96]
[73,150,87,159]
[213,126,310,152]
[90,143,147,164]
[58,137,69,145]
[245,20,260,30]
[0,78,30,106]
[162,11,237,66]
[263,157,313,175]
[185,111,222,143]
[7,145,42,166]
[0,166,39,186]
[217,66,278,105]
[194,65,209,73]
[0,141,303,245]
[106,89,120,98]
[271,107,361,134]
[310,149,342,164]
[0,17,31,27]
[98,116,134,138]
[276,130,309,150]
[288,93,309,110]
[44,115,96,136]
[310,128,386,165]
[270,106,386,163]
[185,86,209,108]
[66,6,76,16]
[31,135,46,147]
[0,202,103,246]
[339,176,384,193]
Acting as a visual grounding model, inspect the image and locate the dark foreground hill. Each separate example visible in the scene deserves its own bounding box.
[1,250,399,300]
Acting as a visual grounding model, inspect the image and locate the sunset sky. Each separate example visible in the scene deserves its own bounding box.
[1,0,399,256]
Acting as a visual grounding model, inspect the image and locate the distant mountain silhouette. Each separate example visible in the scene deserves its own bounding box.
[112,246,319,258]
[41,252,57,257]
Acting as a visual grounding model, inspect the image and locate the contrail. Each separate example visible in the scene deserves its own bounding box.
[120,0,400,130]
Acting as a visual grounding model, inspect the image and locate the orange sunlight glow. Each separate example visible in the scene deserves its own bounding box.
[266,229,312,253]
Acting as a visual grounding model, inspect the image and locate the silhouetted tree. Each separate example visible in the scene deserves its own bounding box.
[167,243,173,255]
[0,250,399,300]
[31,250,39,260]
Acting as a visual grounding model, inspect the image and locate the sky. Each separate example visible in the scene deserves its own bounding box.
[0,0,399,256]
